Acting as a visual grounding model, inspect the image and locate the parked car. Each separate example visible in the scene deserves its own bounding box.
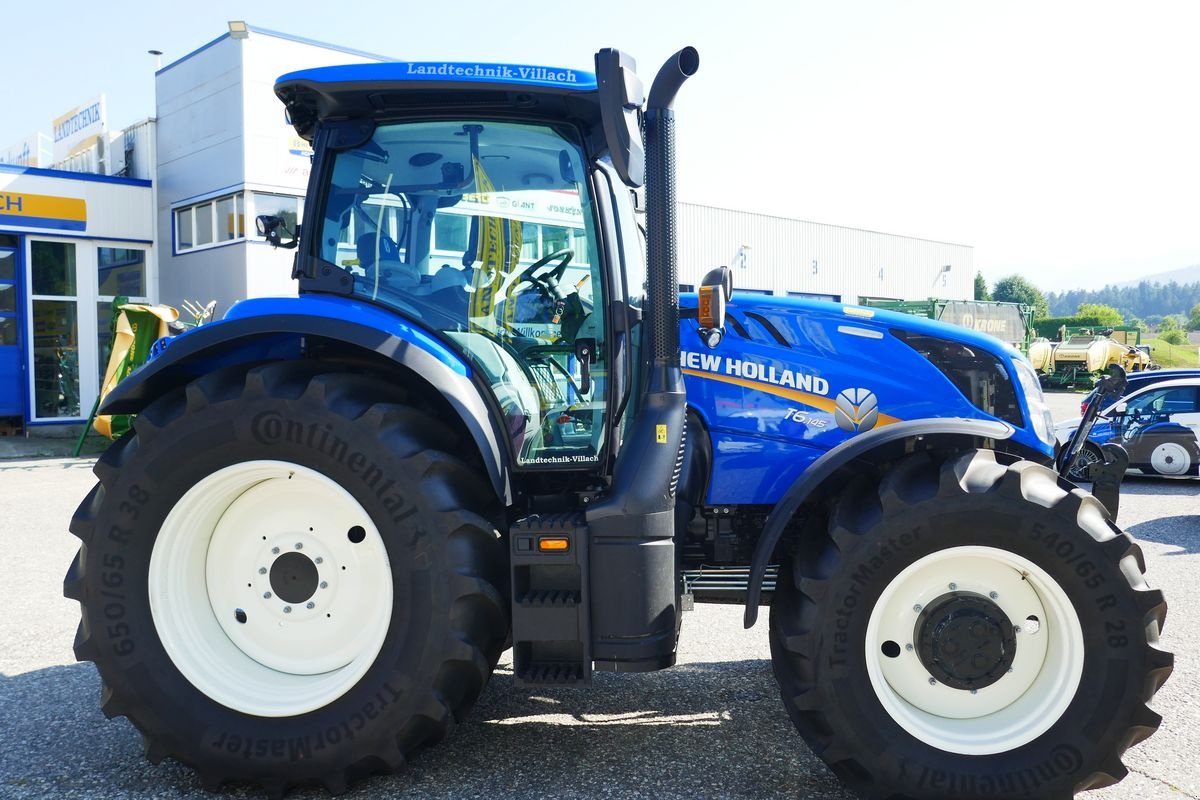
[1057,377,1200,480]
[1079,368,1200,415]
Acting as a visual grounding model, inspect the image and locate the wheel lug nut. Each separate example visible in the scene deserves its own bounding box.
[283,606,292,614]
[1013,624,1022,633]
[905,643,914,652]
[320,581,328,589]
[271,547,280,554]
[928,677,937,686]
[263,592,272,599]
[315,557,323,564]
[948,582,957,590]
[258,567,267,575]
[295,543,303,550]
[970,689,978,695]
[913,604,923,613]
[306,601,315,609]
[989,591,999,599]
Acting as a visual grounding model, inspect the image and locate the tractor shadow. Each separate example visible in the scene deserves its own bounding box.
[0,662,217,798]
[1116,479,1200,556]
[0,659,854,800]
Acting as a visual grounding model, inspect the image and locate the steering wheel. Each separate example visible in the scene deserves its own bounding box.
[518,249,574,296]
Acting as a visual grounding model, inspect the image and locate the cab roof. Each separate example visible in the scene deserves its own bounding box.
[275,61,601,140]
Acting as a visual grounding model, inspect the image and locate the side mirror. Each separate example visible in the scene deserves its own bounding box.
[256,215,298,249]
[595,48,646,188]
[1113,402,1128,416]
[696,265,734,348]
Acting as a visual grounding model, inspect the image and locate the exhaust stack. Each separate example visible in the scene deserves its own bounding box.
[587,48,698,673]
[644,47,700,369]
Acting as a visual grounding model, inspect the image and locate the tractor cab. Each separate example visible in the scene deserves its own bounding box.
[270,61,647,470]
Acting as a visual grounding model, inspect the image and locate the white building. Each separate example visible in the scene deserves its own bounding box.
[678,204,973,303]
[156,28,388,317]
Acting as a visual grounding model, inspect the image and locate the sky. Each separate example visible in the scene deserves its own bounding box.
[3,0,1197,292]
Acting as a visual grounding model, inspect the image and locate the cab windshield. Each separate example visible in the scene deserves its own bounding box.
[316,120,607,467]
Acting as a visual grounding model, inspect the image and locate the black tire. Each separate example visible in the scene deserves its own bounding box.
[769,449,1172,800]
[64,362,508,795]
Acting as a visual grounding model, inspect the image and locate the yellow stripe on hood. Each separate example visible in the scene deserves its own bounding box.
[682,369,901,427]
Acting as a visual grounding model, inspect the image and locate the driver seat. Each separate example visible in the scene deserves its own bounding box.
[357,234,420,289]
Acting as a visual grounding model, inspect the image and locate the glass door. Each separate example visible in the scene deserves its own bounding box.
[0,235,21,418]
[28,240,82,420]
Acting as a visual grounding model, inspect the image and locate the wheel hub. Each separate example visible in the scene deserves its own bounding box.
[269,551,320,603]
[1151,443,1190,475]
[915,593,1016,690]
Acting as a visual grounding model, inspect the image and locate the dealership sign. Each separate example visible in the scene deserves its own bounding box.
[0,133,51,168]
[0,191,87,231]
[52,95,106,163]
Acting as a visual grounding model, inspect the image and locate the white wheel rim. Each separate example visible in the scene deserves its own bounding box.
[1150,442,1191,476]
[865,546,1084,755]
[149,461,393,717]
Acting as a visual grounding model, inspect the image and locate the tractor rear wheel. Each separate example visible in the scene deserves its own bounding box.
[64,362,508,795]
[769,449,1172,800]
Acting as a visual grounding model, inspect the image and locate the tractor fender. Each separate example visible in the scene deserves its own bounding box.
[101,298,511,504]
[742,417,1021,628]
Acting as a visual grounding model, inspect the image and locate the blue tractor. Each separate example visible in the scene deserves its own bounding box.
[65,48,1171,799]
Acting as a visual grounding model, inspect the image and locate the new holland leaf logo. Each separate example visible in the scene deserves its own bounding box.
[834,388,880,433]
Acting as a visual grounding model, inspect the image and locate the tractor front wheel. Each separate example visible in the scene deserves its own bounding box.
[770,449,1172,800]
[1064,441,1104,482]
[64,363,508,795]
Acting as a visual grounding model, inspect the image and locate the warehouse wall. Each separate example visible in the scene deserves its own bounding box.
[677,203,974,303]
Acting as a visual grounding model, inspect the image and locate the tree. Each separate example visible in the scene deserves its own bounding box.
[1160,315,1180,332]
[1161,329,1187,345]
[1076,303,1124,327]
[1128,317,1149,333]
[992,274,1050,319]
[974,272,990,301]
[1187,303,1200,332]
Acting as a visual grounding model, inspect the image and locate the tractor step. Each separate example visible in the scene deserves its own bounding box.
[509,513,591,686]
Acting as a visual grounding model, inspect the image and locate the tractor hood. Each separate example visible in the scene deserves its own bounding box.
[678,294,1050,504]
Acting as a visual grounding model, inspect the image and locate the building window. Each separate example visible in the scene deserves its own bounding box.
[98,248,146,297]
[175,192,245,254]
[433,214,468,253]
[216,195,242,241]
[96,247,149,385]
[788,291,840,302]
[194,203,214,247]
[176,208,193,249]
[252,192,301,239]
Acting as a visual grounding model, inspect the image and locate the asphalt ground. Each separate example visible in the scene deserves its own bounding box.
[1,391,1196,799]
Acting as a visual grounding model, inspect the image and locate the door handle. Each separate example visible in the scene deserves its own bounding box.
[574,337,596,395]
